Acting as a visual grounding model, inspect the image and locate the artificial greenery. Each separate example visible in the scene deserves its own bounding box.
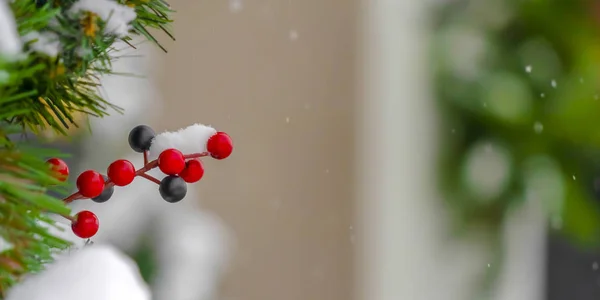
[433,0,600,297]
[0,0,173,295]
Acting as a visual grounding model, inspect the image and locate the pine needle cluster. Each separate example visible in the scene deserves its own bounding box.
[0,0,173,295]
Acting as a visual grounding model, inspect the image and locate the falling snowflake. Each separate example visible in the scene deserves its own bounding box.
[533,122,543,134]
[289,30,299,41]
[551,80,557,88]
[525,65,532,73]
[229,0,243,12]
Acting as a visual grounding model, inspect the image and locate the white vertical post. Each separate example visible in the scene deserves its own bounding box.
[356,1,441,300]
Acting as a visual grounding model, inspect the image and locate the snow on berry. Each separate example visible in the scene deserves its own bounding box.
[149,124,217,160]
[71,210,100,239]
[179,159,204,183]
[107,159,136,186]
[46,158,69,182]
[76,170,105,198]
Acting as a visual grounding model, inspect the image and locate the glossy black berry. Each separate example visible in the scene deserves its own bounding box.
[159,175,187,203]
[128,125,155,153]
[92,175,114,203]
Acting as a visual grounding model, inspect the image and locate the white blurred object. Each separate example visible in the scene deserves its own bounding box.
[68,0,136,37]
[6,245,150,300]
[0,0,22,57]
[67,40,233,300]
[21,31,61,57]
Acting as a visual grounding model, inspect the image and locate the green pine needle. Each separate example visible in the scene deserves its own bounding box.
[0,0,175,293]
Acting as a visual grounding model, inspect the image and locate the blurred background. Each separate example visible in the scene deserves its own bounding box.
[39,0,600,299]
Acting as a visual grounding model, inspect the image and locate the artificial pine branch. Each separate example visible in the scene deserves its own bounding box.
[0,0,175,295]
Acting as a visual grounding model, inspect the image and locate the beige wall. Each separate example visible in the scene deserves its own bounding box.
[154,1,356,299]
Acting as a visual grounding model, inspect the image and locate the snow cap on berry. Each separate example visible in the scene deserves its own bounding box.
[148,124,217,160]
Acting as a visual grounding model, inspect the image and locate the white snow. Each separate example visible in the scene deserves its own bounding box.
[69,0,136,37]
[551,79,557,88]
[22,31,61,57]
[149,124,217,160]
[0,236,13,252]
[525,65,532,73]
[229,0,243,12]
[0,0,22,57]
[6,245,150,300]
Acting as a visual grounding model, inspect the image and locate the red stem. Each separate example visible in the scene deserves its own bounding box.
[139,173,161,184]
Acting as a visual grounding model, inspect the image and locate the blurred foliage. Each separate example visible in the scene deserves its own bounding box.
[129,237,157,285]
[433,0,600,247]
[433,0,600,295]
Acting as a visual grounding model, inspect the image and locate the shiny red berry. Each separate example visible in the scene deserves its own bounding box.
[46,158,69,182]
[207,132,233,160]
[179,159,204,183]
[107,159,136,186]
[76,170,105,198]
[71,210,99,239]
[158,149,186,175]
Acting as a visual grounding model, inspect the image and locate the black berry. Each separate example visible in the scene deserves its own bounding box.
[159,175,187,203]
[128,125,155,153]
[92,175,114,203]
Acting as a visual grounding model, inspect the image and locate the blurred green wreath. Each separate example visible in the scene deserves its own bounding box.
[433,0,600,294]
[434,0,600,246]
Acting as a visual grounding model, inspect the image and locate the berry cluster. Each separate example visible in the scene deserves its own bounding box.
[46,125,233,239]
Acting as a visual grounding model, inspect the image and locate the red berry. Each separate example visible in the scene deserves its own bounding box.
[76,170,105,198]
[158,149,186,175]
[207,132,233,160]
[46,158,69,182]
[71,210,99,239]
[179,159,204,183]
[107,159,136,186]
